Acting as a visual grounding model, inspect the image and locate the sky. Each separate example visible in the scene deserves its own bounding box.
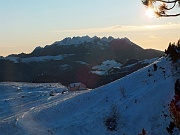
[0,0,180,57]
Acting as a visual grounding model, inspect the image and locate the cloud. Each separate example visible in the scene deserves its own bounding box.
[148,35,163,39]
[109,25,122,29]
[50,23,180,34]
[50,27,109,33]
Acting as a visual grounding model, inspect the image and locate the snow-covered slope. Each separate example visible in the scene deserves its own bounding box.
[0,57,178,135]
[91,59,122,75]
[91,58,158,76]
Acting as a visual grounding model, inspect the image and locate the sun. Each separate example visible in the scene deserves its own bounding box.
[146,8,155,17]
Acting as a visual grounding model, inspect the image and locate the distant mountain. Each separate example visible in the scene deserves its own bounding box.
[7,36,163,61]
[0,36,164,88]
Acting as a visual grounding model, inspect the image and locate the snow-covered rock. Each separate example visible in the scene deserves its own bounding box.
[53,36,114,46]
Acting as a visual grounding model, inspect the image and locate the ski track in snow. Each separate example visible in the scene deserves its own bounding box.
[0,89,88,124]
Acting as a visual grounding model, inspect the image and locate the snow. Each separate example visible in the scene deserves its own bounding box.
[124,57,158,68]
[91,58,158,76]
[69,82,82,87]
[142,57,159,64]
[91,59,122,75]
[60,64,70,70]
[53,36,114,46]
[4,54,74,63]
[76,61,88,65]
[91,71,107,75]
[0,57,179,135]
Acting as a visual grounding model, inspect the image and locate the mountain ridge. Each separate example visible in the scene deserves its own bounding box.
[0,36,164,88]
[5,36,163,58]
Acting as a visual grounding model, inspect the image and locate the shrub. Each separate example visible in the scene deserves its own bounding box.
[175,79,180,96]
[105,104,119,131]
[105,117,117,131]
[120,87,126,98]
[165,40,180,62]
[166,121,176,135]
[168,79,180,134]
[153,64,157,71]
[138,128,147,135]
[169,99,180,130]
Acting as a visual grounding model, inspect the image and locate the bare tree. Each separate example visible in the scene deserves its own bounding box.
[142,0,180,17]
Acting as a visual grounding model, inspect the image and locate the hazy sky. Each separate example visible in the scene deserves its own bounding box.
[0,0,180,56]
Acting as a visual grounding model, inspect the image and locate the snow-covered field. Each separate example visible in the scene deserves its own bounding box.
[0,57,179,135]
[2,54,74,63]
[91,59,122,75]
[91,58,158,76]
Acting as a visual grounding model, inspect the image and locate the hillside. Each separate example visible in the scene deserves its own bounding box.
[0,56,179,135]
[0,36,164,88]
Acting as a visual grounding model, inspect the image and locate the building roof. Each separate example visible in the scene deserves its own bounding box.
[69,82,82,87]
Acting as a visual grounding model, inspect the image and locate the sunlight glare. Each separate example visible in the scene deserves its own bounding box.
[146,8,155,17]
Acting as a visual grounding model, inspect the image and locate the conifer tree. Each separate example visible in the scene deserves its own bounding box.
[165,39,180,62]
